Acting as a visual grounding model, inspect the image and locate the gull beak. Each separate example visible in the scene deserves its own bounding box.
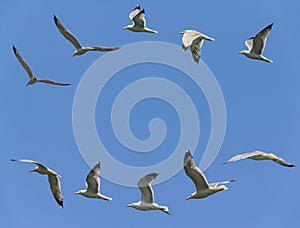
[29,169,35,172]
[126,204,131,207]
[179,31,185,34]
[26,82,30,87]
[238,51,242,54]
[122,27,127,30]
[74,191,80,195]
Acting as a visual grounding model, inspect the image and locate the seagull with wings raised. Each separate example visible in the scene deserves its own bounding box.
[13,45,70,86]
[11,159,63,208]
[74,162,112,201]
[127,172,169,215]
[53,15,119,56]
[184,150,236,200]
[238,23,273,62]
[224,150,295,167]
[179,30,214,64]
[122,4,158,33]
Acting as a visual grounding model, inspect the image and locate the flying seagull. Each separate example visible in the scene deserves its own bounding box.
[13,45,70,86]
[122,4,158,33]
[184,150,236,200]
[74,162,112,201]
[224,151,295,167]
[11,159,63,208]
[238,23,273,62]
[53,15,119,56]
[127,172,169,215]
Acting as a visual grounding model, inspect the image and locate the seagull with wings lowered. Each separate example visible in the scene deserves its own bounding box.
[184,150,236,200]
[11,159,64,208]
[224,150,295,167]
[74,162,112,201]
[179,29,214,64]
[127,172,169,215]
[13,45,70,86]
[122,4,158,33]
[53,15,119,56]
[238,23,273,62]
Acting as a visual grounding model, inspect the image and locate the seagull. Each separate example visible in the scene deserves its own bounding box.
[53,15,119,56]
[74,162,112,201]
[184,150,236,200]
[180,30,214,64]
[238,23,273,62]
[224,151,295,167]
[13,45,70,86]
[122,4,158,33]
[11,159,63,208]
[127,172,170,215]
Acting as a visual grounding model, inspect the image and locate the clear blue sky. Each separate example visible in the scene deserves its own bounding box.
[1,0,299,227]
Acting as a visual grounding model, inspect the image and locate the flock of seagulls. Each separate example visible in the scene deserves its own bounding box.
[10,4,294,215]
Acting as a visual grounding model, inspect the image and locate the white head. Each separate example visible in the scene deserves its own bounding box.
[74,190,84,195]
[238,50,248,55]
[122,25,131,31]
[127,202,139,209]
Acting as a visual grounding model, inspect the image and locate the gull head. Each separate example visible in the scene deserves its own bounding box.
[74,191,82,195]
[179,31,185,34]
[29,168,37,173]
[122,25,130,30]
[127,203,139,209]
[185,193,195,200]
[238,50,247,55]
[72,51,79,57]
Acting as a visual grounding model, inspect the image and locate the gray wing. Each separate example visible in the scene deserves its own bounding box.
[273,155,295,167]
[48,175,63,208]
[53,15,82,50]
[129,4,141,20]
[249,23,273,55]
[209,179,237,188]
[132,9,146,28]
[190,37,204,64]
[13,46,34,79]
[92,46,120,52]
[10,158,48,170]
[36,79,71,86]
[137,172,158,203]
[86,162,100,193]
[224,151,266,164]
[182,30,202,50]
[184,150,209,191]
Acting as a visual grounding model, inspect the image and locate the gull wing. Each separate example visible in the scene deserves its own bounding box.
[181,30,202,50]
[11,159,48,170]
[272,155,295,167]
[36,79,70,86]
[92,46,120,52]
[248,23,273,55]
[53,15,82,50]
[224,151,266,164]
[184,150,209,192]
[132,9,146,28]
[13,46,34,79]
[48,174,63,208]
[85,162,100,193]
[129,4,141,20]
[209,179,237,188]
[190,37,204,64]
[137,172,158,203]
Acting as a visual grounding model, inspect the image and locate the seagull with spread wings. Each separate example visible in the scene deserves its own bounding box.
[238,23,273,62]
[224,150,295,167]
[74,162,112,201]
[53,15,119,56]
[184,150,236,200]
[127,172,169,215]
[179,30,214,64]
[11,159,63,208]
[13,45,70,86]
[122,4,158,33]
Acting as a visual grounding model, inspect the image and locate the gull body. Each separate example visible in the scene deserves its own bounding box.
[53,15,119,56]
[122,5,158,33]
[224,151,295,167]
[239,23,273,63]
[11,159,63,208]
[180,30,214,63]
[184,150,236,200]
[13,46,70,86]
[74,162,112,201]
[127,172,169,215]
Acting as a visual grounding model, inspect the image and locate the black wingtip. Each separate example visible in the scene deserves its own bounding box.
[53,14,59,25]
[266,23,273,30]
[12,45,17,53]
[134,4,140,10]
[140,8,145,14]
[10,158,17,162]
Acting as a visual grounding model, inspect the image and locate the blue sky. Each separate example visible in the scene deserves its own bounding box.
[1,0,299,227]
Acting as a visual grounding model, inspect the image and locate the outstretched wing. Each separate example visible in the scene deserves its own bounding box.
[249,23,273,55]
[48,175,63,208]
[224,151,266,164]
[10,158,48,170]
[36,79,70,86]
[132,9,146,28]
[53,15,82,50]
[86,162,100,193]
[137,172,158,203]
[129,4,141,20]
[92,46,120,52]
[12,46,34,79]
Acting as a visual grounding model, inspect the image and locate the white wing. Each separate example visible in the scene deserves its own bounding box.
[11,158,47,170]
[53,15,82,50]
[132,9,146,28]
[224,151,266,164]
[137,172,158,203]
[48,175,63,208]
[85,162,100,193]
[184,150,209,192]
[129,4,141,20]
